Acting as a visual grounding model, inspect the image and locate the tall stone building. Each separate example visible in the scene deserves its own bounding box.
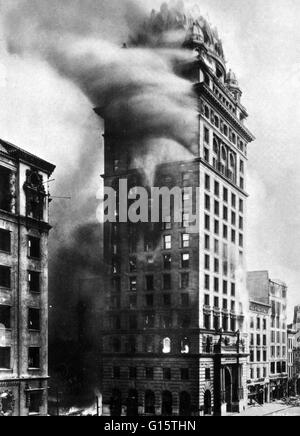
[98,12,254,416]
[247,271,288,402]
[0,139,55,416]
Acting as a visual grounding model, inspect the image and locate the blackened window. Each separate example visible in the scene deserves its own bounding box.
[163,294,171,307]
[28,347,40,369]
[0,166,11,212]
[214,181,220,197]
[28,309,40,331]
[163,274,171,290]
[214,277,219,292]
[28,392,42,415]
[0,229,11,253]
[163,254,172,270]
[28,237,41,259]
[205,195,210,211]
[163,368,171,380]
[0,305,11,329]
[0,266,10,288]
[129,315,138,330]
[112,277,121,293]
[204,127,210,144]
[146,294,154,307]
[223,188,228,203]
[129,367,137,379]
[28,271,40,293]
[0,347,10,369]
[146,275,154,291]
[113,367,121,379]
[181,368,189,380]
[205,368,211,380]
[205,215,210,231]
[205,275,210,290]
[205,234,210,250]
[204,294,210,306]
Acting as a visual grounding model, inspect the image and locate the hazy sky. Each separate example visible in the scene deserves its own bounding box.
[0,0,299,320]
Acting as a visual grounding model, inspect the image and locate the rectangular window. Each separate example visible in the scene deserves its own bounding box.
[28,309,40,331]
[164,235,172,250]
[223,188,228,203]
[231,194,236,209]
[205,255,210,270]
[0,347,10,369]
[113,367,121,379]
[163,368,171,380]
[129,315,138,330]
[205,195,210,211]
[239,199,244,213]
[182,234,190,248]
[205,215,210,231]
[223,281,228,295]
[146,275,154,291]
[205,368,211,380]
[223,206,228,221]
[129,257,137,273]
[163,294,171,307]
[0,266,11,288]
[231,283,236,297]
[214,239,219,255]
[181,293,190,307]
[181,273,189,289]
[204,294,210,306]
[214,277,219,292]
[28,392,42,415]
[204,148,209,163]
[181,368,189,380]
[205,175,210,191]
[129,367,137,379]
[0,305,11,329]
[146,294,154,307]
[0,229,11,253]
[239,234,244,248]
[28,271,40,294]
[205,234,210,250]
[0,166,12,213]
[204,275,210,290]
[163,274,171,290]
[231,230,236,244]
[204,127,210,144]
[163,254,172,270]
[214,220,219,235]
[214,181,220,197]
[223,225,228,239]
[129,277,137,292]
[239,217,244,230]
[146,368,154,380]
[214,201,220,217]
[214,258,219,273]
[181,253,190,269]
[28,347,40,369]
[28,237,41,259]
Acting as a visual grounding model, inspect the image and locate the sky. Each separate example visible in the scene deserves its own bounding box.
[0,0,299,321]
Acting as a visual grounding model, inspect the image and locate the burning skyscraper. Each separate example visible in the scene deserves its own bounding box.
[99,3,255,416]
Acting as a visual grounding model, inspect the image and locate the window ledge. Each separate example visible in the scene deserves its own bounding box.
[0,250,11,255]
[0,368,13,372]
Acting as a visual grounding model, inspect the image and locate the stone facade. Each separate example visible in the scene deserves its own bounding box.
[0,139,55,416]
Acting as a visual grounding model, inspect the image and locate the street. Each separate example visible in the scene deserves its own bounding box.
[231,400,300,416]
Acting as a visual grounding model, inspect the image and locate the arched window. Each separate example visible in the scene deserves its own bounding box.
[162,391,173,416]
[162,337,171,354]
[127,390,138,417]
[179,392,191,416]
[110,389,122,417]
[181,337,190,354]
[221,146,227,162]
[145,390,155,415]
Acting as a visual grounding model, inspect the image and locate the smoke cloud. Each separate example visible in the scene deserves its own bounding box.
[3,0,198,184]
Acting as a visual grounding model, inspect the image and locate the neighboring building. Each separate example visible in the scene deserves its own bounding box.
[247,272,288,402]
[98,10,254,416]
[247,299,271,404]
[291,305,300,394]
[0,139,55,416]
[287,325,296,395]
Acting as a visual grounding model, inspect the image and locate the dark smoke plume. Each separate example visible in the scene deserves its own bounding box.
[1,0,200,407]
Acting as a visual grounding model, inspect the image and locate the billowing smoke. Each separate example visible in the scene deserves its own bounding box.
[3,0,198,184]
[1,0,200,408]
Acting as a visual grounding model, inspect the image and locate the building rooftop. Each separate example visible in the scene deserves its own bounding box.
[0,138,56,175]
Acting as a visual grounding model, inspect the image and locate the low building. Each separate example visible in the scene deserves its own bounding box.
[0,139,55,416]
[247,271,288,403]
[247,299,271,404]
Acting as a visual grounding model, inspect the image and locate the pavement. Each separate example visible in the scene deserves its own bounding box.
[230,401,300,416]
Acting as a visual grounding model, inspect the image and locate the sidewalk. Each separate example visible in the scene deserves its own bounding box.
[230,401,295,416]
